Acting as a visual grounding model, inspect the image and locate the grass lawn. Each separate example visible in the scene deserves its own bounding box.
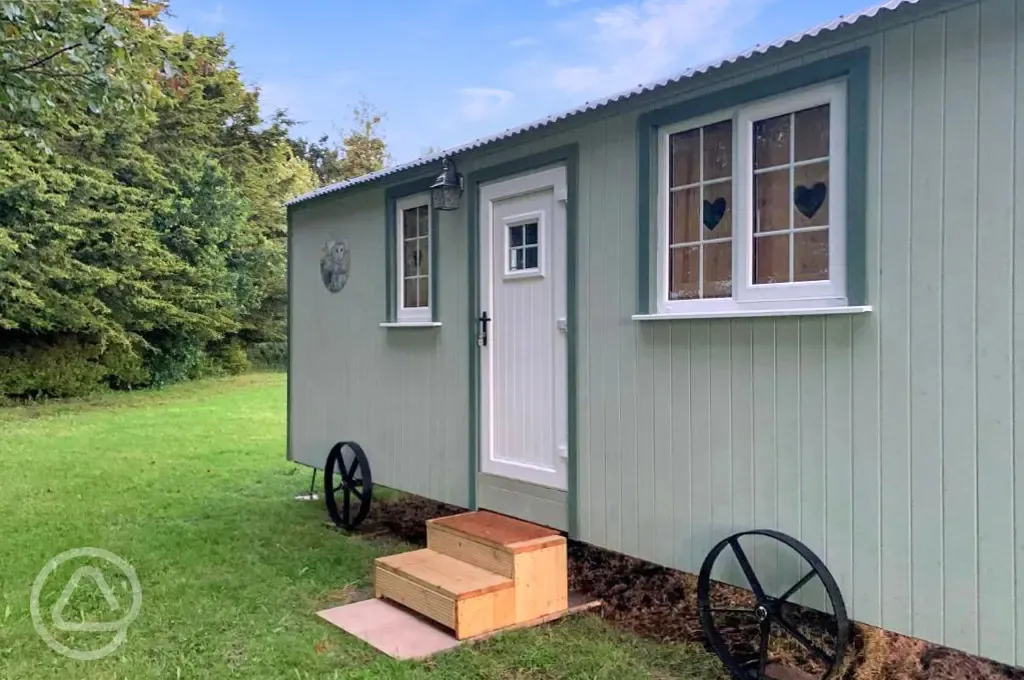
[0,373,725,679]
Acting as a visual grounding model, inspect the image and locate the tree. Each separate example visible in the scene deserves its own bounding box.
[289,98,390,188]
[0,1,165,132]
[288,134,345,187]
[337,98,389,179]
[0,2,382,397]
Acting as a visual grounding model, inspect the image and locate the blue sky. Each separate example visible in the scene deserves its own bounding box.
[164,0,874,165]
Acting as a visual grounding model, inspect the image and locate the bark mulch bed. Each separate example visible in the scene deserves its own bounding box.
[351,494,1023,680]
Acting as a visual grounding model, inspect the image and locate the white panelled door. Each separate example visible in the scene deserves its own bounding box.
[478,166,568,491]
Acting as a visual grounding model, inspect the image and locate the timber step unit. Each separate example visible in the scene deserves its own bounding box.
[373,510,568,639]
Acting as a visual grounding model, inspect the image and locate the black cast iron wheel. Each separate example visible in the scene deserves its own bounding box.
[323,441,373,530]
[697,530,849,680]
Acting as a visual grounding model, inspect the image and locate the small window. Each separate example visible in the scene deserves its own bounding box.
[509,222,539,272]
[504,212,544,278]
[396,194,432,322]
[657,80,847,314]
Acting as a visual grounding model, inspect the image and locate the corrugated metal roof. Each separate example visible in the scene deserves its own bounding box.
[286,0,927,208]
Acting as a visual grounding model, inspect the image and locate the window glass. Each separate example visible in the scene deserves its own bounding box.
[508,221,540,273]
[751,104,831,285]
[668,120,734,300]
[657,81,846,314]
[401,205,430,308]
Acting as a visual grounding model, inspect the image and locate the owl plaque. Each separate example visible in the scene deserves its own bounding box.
[320,240,350,293]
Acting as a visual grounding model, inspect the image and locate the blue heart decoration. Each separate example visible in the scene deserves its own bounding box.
[703,197,727,231]
[794,182,827,220]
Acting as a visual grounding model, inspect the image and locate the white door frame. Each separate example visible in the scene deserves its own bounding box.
[477,164,569,490]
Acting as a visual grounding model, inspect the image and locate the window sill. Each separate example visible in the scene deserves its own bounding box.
[379,321,442,329]
[632,305,872,322]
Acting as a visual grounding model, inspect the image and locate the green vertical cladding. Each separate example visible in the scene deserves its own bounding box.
[286,206,294,462]
[466,179,479,511]
[464,144,581,536]
[384,176,438,321]
[635,47,872,311]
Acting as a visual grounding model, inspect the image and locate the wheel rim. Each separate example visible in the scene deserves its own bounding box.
[697,529,849,680]
[323,441,373,530]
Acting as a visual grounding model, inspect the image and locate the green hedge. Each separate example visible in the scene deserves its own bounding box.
[0,337,148,399]
[0,333,266,400]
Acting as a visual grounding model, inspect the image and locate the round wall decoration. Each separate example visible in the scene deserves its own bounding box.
[320,240,350,293]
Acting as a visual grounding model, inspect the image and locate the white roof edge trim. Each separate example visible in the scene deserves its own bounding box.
[285,0,926,208]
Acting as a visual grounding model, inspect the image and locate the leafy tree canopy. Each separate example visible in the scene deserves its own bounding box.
[0,0,387,397]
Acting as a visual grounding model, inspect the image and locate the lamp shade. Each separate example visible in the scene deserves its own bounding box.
[430,158,463,211]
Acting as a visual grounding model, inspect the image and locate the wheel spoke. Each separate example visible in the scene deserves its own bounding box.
[772,616,835,666]
[729,538,767,600]
[757,622,771,679]
[333,483,345,493]
[342,487,351,525]
[350,486,366,502]
[347,456,359,481]
[776,570,817,604]
[338,459,353,485]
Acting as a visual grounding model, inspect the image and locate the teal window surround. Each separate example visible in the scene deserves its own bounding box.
[384,177,442,325]
[635,47,870,315]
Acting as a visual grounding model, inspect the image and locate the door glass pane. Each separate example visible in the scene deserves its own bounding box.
[524,222,538,245]
[753,234,790,284]
[509,225,523,248]
[508,221,540,273]
[669,246,700,300]
[524,245,539,270]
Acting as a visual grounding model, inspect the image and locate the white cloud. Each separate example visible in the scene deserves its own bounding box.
[545,0,766,96]
[458,87,515,122]
[509,37,538,47]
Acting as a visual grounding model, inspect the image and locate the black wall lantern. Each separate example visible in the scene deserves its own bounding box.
[430,157,463,211]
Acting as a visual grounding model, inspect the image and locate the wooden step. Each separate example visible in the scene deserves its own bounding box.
[374,549,515,639]
[426,511,568,623]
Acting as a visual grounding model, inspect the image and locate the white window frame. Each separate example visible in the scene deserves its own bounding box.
[502,210,545,279]
[395,193,432,324]
[655,79,849,317]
